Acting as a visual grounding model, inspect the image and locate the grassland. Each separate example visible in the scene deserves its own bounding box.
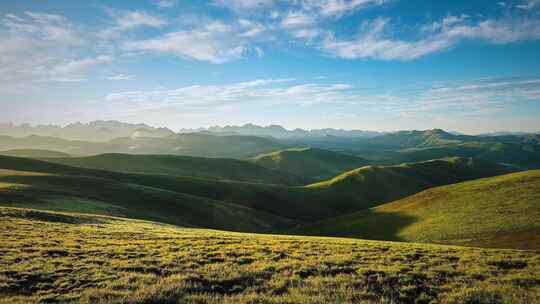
[1,207,539,304]
[296,170,540,250]
[0,156,510,231]
[42,153,309,185]
[0,155,510,227]
[252,147,369,180]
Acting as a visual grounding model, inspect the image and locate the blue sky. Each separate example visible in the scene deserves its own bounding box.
[1,0,540,133]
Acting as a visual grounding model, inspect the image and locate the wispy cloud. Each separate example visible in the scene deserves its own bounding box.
[156,0,177,8]
[323,15,540,60]
[123,20,264,63]
[516,0,540,10]
[213,0,275,11]
[98,9,166,39]
[419,77,540,108]
[4,11,81,45]
[0,12,112,86]
[106,74,134,81]
[104,78,357,109]
[300,0,388,17]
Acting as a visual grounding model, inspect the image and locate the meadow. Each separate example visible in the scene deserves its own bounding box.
[296,170,540,250]
[1,207,539,304]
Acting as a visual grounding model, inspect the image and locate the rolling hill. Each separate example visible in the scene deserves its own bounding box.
[287,129,540,169]
[0,155,511,224]
[0,133,283,159]
[393,141,540,169]
[0,156,297,233]
[252,147,369,180]
[42,153,309,185]
[0,149,70,158]
[296,170,540,250]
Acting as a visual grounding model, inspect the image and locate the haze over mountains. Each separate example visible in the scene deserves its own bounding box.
[1,121,538,170]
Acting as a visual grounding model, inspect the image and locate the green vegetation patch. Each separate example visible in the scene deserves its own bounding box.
[0,207,539,303]
[297,170,540,250]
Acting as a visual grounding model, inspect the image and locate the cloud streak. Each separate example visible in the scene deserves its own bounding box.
[323,16,540,60]
[104,79,356,109]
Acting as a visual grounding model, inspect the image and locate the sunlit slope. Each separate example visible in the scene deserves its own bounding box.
[0,155,510,223]
[303,156,511,213]
[43,153,309,185]
[252,147,369,180]
[1,207,539,304]
[297,170,540,250]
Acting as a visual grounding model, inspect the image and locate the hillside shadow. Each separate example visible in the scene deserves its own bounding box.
[292,210,418,243]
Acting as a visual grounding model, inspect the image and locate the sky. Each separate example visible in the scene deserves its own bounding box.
[1,0,540,134]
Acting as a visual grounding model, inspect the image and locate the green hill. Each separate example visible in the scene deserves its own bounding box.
[302,156,512,215]
[1,207,539,304]
[0,155,510,224]
[42,153,309,185]
[299,129,540,169]
[392,141,540,169]
[366,129,462,148]
[0,156,296,233]
[296,170,540,250]
[0,133,283,159]
[252,147,369,180]
[0,149,71,158]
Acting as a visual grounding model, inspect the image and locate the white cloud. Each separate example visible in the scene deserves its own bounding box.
[301,0,387,17]
[421,78,540,106]
[281,12,316,29]
[156,0,177,8]
[213,0,274,11]
[323,16,540,60]
[238,19,267,37]
[516,0,540,10]
[4,11,81,45]
[106,74,135,80]
[104,78,355,108]
[98,9,166,39]
[123,20,265,63]
[0,12,114,87]
[115,10,165,30]
[48,56,114,82]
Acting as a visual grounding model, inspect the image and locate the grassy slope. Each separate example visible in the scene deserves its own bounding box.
[0,156,297,233]
[302,157,512,216]
[43,153,309,185]
[0,149,70,158]
[0,155,510,223]
[1,207,539,304]
[296,170,540,250]
[252,147,369,180]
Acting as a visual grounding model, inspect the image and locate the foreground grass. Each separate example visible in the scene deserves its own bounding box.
[1,207,539,304]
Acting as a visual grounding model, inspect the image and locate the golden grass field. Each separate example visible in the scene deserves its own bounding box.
[1,207,539,304]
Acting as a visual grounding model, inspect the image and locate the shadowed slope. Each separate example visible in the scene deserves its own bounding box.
[42,153,309,185]
[0,155,511,224]
[296,170,540,249]
[0,156,297,232]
